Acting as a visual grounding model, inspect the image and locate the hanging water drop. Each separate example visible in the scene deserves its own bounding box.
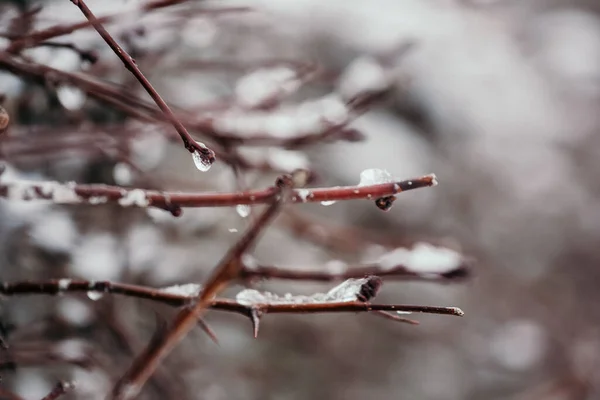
[236,204,250,218]
[320,200,336,206]
[87,291,104,301]
[375,195,396,211]
[192,149,212,172]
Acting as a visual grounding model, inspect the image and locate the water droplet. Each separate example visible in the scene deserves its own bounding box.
[192,149,212,172]
[236,204,250,218]
[320,200,336,206]
[87,291,103,301]
[375,196,396,211]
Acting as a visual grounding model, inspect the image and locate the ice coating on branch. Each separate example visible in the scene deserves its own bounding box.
[377,242,463,274]
[236,204,251,218]
[337,56,389,100]
[320,200,336,206]
[235,67,301,108]
[192,146,212,172]
[358,168,395,186]
[235,277,375,305]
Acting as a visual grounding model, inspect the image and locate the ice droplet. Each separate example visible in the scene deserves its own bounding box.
[320,200,336,206]
[236,204,250,218]
[86,291,103,301]
[192,149,212,172]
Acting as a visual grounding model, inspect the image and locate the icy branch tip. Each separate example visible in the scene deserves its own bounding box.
[191,140,215,172]
[450,307,464,317]
[427,173,438,187]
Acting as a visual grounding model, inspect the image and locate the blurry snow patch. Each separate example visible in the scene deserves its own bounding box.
[337,56,389,100]
[55,339,87,360]
[0,71,24,96]
[377,243,462,274]
[58,297,94,327]
[325,259,348,274]
[160,283,202,297]
[126,224,164,274]
[72,368,111,400]
[113,163,134,186]
[236,277,373,305]
[29,209,78,253]
[130,125,168,171]
[358,168,394,186]
[267,148,309,172]
[14,370,51,400]
[71,233,123,281]
[57,85,86,111]
[182,17,217,48]
[235,67,301,108]
[529,10,600,97]
[490,319,546,370]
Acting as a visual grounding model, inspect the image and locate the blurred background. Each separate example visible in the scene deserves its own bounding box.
[1,0,600,399]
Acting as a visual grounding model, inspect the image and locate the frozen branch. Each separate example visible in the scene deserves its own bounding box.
[0,173,437,213]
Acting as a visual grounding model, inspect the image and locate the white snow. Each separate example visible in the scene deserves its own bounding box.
[490,319,546,370]
[70,233,123,281]
[160,283,202,297]
[235,277,372,305]
[377,242,463,274]
[86,291,104,301]
[235,67,301,108]
[126,224,164,274]
[58,279,72,291]
[29,210,78,253]
[358,168,395,187]
[236,204,251,218]
[296,189,312,202]
[320,200,336,206]
[118,189,149,207]
[337,56,389,100]
[57,85,86,111]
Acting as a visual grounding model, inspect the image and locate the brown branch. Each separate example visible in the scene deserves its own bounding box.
[68,0,215,168]
[40,381,75,400]
[0,279,464,321]
[0,173,437,212]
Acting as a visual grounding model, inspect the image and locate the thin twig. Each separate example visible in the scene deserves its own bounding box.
[69,0,215,166]
[40,381,75,400]
[0,173,437,212]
